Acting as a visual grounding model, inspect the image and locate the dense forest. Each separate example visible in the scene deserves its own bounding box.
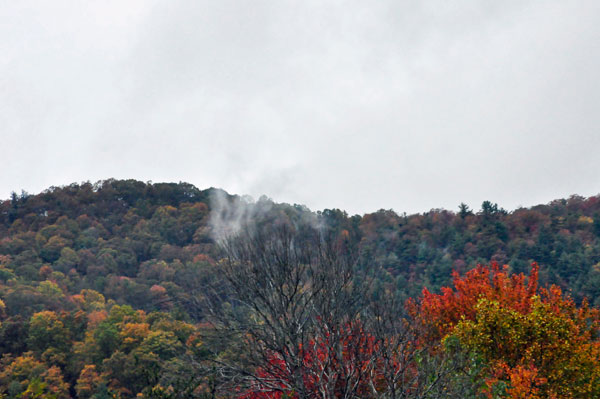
[1,179,600,398]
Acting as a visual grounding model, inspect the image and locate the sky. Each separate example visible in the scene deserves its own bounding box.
[2,1,600,216]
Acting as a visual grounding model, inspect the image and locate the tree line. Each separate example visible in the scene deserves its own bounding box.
[1,180,600,397]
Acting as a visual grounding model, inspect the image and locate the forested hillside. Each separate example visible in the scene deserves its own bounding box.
[1,179,600,398]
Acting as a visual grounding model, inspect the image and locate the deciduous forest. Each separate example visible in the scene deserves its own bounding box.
[1,179,600,398]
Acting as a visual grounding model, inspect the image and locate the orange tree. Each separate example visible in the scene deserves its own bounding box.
[410,262,600,398]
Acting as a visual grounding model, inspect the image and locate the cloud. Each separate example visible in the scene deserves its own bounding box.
[1,1,599,215]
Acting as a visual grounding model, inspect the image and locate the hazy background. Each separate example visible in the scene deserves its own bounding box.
[2,0,599,215]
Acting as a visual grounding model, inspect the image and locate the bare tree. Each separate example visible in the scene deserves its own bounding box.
[201,220,481,398]
[208,222,366,397]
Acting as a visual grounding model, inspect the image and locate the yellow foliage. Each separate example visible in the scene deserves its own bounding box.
[75,365,103,399]
[449,297,600,398]
[120,322,151,349]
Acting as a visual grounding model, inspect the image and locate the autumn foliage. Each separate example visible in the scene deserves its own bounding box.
[412,262,600,398]
[3,181,600,397]
[410,262,539,342]
[237,259,600,398]
[239,321,397,399]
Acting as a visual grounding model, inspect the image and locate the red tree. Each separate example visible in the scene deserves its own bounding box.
[408,262,539,343]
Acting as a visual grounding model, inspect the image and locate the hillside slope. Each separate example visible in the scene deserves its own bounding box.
[1,179,600,397]
[2,179,600,311]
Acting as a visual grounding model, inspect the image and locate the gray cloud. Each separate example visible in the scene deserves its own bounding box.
[2,0,599,215]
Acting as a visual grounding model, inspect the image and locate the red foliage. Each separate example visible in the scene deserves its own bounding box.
[412,262,600,398]
[408,262,539,342]
[239,321,393,399]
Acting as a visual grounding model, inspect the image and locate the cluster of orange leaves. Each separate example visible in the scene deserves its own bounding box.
[410,263,539,342]
[411,262,600,398]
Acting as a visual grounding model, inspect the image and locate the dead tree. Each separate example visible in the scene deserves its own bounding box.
[203,221,481,398]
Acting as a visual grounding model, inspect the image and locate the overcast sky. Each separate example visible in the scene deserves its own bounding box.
[2,1,600,215]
